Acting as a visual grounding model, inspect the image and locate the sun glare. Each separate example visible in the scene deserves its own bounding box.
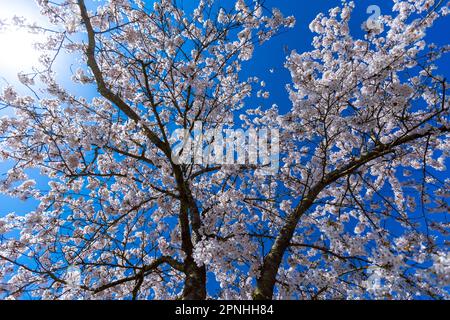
[0,0,45,79]
[0,29,43,74]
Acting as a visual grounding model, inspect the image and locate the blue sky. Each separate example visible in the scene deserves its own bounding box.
[246,0,450,114]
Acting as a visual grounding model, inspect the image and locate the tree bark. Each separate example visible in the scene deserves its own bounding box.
[253,191,320,300]
[182,257,207,300]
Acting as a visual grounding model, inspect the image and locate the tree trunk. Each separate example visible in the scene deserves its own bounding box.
[182,257,207,300]
[252,190,322,300]
[177,182,207,300]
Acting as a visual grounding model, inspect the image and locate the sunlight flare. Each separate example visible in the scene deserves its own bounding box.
[0,28,42,74]
[0,0,45,78]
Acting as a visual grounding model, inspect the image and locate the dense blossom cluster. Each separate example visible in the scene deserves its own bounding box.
[0,0,448,300]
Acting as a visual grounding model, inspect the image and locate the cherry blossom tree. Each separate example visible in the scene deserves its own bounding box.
[247,0,450,300]
[0,0,449,300]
